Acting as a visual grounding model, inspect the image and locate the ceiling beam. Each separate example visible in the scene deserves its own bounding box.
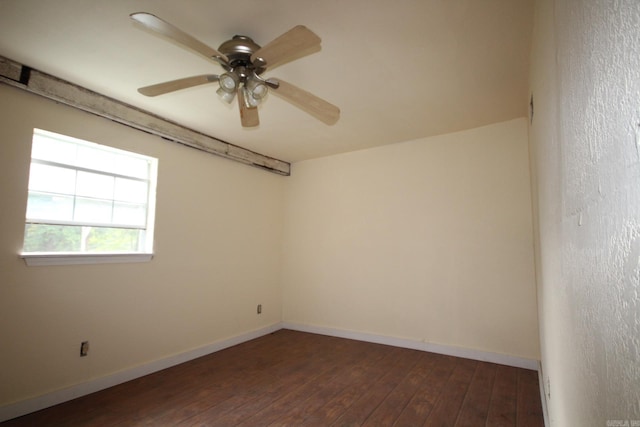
[0,56,290,176]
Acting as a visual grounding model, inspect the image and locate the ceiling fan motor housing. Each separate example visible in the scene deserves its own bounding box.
[218,35,265,76]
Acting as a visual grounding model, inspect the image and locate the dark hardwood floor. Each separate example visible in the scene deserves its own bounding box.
[2,330,544,426]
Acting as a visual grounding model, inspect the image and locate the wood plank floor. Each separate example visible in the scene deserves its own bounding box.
[2,330,544,426]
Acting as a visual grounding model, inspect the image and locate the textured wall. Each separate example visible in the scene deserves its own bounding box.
[529,0,640,424]
[282,118,539,360]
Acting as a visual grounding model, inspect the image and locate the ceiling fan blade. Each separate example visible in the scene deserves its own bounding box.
[138,74,219,97]
[130,12,229,64]
[237,89,260,127]
[270,79,340,125]
[251,26,321,70]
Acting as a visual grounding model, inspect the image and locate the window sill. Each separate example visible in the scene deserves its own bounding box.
[21,252,153,266]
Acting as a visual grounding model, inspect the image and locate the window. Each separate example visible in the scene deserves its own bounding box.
[21,129,158,265]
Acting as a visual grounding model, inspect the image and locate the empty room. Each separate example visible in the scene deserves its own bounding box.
[0,1,638,426]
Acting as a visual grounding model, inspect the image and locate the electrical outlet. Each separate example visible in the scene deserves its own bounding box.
[257,304,262,314]
[80,341,89,357]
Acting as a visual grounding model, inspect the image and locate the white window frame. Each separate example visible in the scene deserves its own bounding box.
[20,129,158,266]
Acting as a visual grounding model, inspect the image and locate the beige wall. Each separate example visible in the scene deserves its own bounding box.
[281,118,540,359]
[0,84,284,406]
[529,0,640,425]
[0,81,542,411]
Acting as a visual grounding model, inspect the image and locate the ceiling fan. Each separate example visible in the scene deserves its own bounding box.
[130,12,340,128]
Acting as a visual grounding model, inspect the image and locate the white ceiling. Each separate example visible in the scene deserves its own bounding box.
[0,0,534,163]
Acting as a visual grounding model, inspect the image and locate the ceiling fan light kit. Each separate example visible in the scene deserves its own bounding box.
[216,72,239,103]
[130,12,340,127]
[245,76,268,100]
[216,85,235,103]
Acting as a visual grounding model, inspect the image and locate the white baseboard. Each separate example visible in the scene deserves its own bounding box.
[0,322,282,423]
[2,322,541,423]
[282,322,540,371]
[538,361,550,426]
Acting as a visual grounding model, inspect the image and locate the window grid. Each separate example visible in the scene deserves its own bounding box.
[22,128,158,256]
[26,158,151,229]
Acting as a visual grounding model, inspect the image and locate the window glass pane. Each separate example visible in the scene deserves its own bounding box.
[23,223,81,252]
[23,224,143,253]
[85,227,142,252]
[74,197,113,224]
[113,202,146,227]
[114,177,148,203]
[28,163,76,194]
[26,192,74,221]
[114,154,149,179]
[31,133,77,164]
[76,171,114,199]
[76,144,117,174]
